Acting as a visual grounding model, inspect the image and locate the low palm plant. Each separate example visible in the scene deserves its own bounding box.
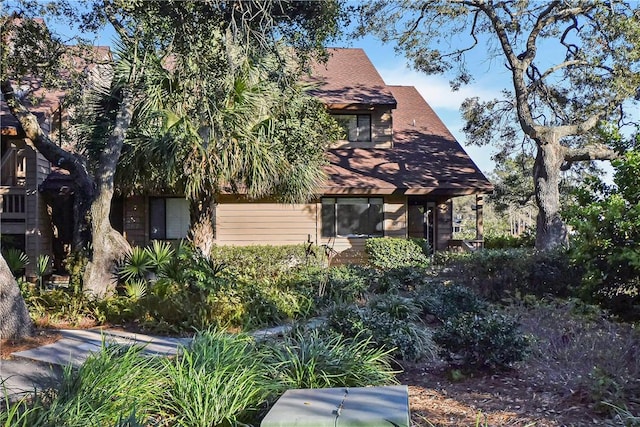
[36,254,50,290]
[118,246,153,283]
[3,248,29,279]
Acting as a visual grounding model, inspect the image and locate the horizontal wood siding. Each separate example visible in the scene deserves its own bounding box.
[215,202,318,246]
[384,196,406,238]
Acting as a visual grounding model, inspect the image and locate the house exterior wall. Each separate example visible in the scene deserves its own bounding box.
[215,196,318,246]
[24,143,52,276]
[122,196,147,246]
[120,194,455,264]
[331,107,393,149]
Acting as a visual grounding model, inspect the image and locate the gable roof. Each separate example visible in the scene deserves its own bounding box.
[307,48,397,109]
[316,49,493,196]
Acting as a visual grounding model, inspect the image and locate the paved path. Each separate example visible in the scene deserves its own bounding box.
[1,328,192,400]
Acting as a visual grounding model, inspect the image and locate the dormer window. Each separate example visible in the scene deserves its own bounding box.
[334,114,371,142]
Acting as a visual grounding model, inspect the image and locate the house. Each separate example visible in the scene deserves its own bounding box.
[1,42,111,276]
[2,47,492,271]
[115,48,493,263]
[0,82,62,276]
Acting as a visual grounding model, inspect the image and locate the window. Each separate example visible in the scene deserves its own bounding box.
[333,114,371,142]
[149,197,190,240]
[321,197,383,238]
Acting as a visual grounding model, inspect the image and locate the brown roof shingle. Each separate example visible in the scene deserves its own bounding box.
[307,48,397,108]
[317,52,493,195]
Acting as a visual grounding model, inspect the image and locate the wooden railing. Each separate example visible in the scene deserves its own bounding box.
[0,187,26,220]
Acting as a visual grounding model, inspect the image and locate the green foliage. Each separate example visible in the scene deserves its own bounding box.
[416,283,488,322]
[434,311,531,370]
[35,254,50,289]
[63,250,89,295]
[117,247,153,284]
[322,264,372,302]
[37,345,166,426]
[162,329,275,426]
[365,237,430,270]
[326,295,438,362]
[268,329,398,389]
[565,146,640,320]
[484,231,535,249]
[3,248,29,278]
[448,248,577,301]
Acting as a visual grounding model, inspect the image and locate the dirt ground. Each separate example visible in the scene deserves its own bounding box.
[1,329,609,427]
[398,361,605,426]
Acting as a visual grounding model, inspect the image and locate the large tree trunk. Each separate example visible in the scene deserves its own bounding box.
[0,254,33,340]
[533,141,568,250]
[189,196,216,259]
[82,91,135,297]
[83,189,131,297]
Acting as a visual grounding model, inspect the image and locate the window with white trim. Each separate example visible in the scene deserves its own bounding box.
[333,114,371,142]
[149,197,190,239]
[321,197,383,238]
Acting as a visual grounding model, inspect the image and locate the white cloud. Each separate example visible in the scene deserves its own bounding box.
[377,65,505,112]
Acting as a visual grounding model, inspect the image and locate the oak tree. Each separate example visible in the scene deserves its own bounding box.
[359,0,640,249]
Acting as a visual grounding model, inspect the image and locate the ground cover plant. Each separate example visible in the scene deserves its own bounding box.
[4,241,640,425]
[1,327,398,426]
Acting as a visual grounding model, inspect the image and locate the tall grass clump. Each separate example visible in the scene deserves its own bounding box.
[267,329,398,389]
[29,344,167,426]
[161,328,277,426]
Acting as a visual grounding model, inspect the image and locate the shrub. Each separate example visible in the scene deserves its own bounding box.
[447,248,577,301]
[267,329,398,389]
[326,297,438,362]
[517,299,640,415]
[365,237,429,270]
[3,248,29,278]
[374,266,426,293]
[484,230,535,249]
[416,282,488,322]
[210,244,325,282]
[434,311,531,370]
[322,264,372,302]
[43,344,167,426]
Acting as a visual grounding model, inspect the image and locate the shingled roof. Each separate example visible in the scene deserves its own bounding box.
[308,48,397,109]
[314,49,493,196]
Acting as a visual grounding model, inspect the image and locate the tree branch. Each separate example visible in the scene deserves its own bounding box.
[1,79,92,185]
[562,144,621,170]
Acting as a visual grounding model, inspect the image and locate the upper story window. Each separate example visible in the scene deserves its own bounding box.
[333,114,371,142]
[321,197,383,238]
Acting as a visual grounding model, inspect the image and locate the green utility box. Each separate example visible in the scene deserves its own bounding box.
[261,385,410,427]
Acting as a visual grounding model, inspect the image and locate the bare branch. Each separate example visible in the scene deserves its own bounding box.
[561,144,621,170]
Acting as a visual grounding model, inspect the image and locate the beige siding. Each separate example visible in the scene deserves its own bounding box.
[384,196,406,238]
[215,202,318,245]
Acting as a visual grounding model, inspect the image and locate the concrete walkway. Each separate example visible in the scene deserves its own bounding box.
[0,328,192,400]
